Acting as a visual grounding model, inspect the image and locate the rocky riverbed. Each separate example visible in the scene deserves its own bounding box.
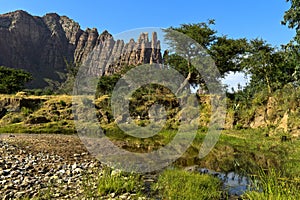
[0,134,151,200]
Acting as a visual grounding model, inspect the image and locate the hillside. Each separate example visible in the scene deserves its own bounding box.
[1,88,300,138]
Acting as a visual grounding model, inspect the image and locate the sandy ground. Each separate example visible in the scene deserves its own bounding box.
[0,133,92,162]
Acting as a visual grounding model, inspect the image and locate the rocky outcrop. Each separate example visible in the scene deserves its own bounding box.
[84,31,163,76]
[0,10,162,88]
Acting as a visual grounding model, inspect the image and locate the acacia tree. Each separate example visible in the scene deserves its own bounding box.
[163,21,249,94]
[163,22,217,94]
[0,66,32,94]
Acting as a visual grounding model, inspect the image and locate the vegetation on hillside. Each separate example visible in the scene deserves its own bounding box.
[0,66,32,94]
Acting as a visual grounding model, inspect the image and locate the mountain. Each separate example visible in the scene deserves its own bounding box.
[0,10,162,88]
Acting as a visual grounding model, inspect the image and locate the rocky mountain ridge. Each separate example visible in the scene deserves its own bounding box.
[0,10,162,88]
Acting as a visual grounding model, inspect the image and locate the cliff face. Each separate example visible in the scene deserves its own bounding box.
[82,31,163,76]
[0,10,162,88]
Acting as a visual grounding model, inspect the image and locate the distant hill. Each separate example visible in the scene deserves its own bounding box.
[0,10,162,88]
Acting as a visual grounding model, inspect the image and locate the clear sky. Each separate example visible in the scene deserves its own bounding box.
[0,0,296,90]
[0,0,295,46]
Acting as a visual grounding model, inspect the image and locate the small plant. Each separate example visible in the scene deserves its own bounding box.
[81,171,99,198]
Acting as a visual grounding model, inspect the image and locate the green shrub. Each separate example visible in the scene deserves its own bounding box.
[43,88,54,95]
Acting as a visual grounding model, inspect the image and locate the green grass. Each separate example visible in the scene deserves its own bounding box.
[243,168,300,200]
[153,168,222,200]
[81,167,145,199]
[97,168,143,196]
[0,121,76,134]
[0,94,76,134]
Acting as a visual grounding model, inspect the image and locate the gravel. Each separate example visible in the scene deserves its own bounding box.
[0,134,152,200]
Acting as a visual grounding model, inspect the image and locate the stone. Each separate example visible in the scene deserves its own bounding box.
[73,168,82,174]
[4,183,14,190]
[14,191,27,198]
[119,193,130,199]
[51,175,59,180]
[111,169,122,176]
[71,163,77,170]
[110,193,116,198]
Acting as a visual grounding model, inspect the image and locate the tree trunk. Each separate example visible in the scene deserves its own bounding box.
[265,74,272,94]
[175,60,192,95]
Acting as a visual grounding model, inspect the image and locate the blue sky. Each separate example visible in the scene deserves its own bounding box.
[0,0,295,46]
[0,0,295,89]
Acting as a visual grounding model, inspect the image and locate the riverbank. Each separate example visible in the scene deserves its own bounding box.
[1,131,300,199]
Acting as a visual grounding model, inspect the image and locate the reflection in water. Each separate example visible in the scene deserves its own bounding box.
[199,168,254,196]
